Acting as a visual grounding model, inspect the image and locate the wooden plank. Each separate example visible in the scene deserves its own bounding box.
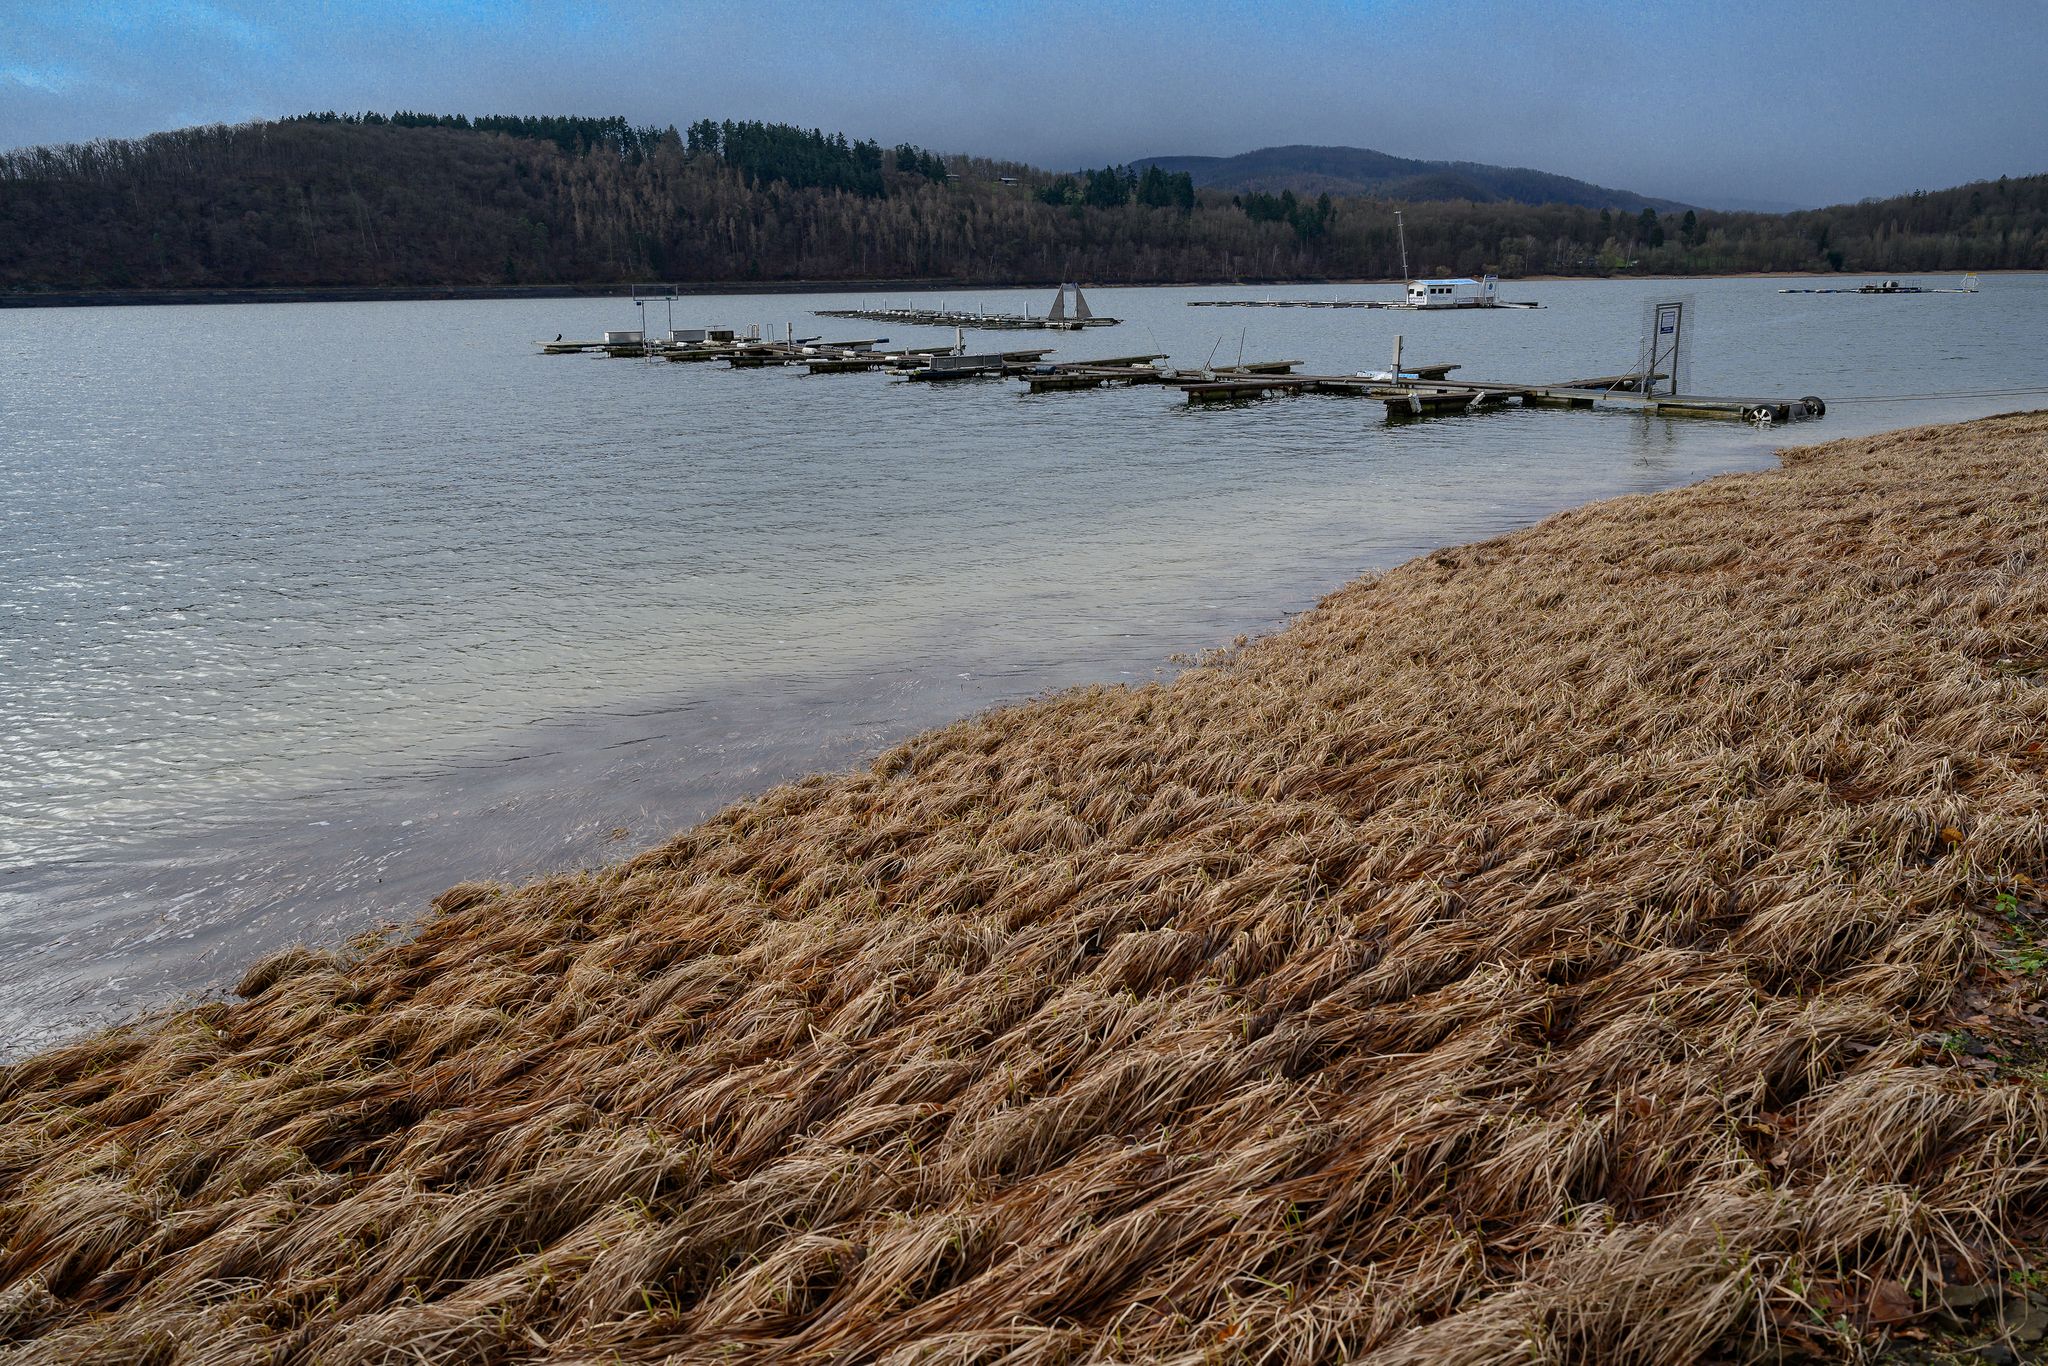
[1181,377,1317,404]
[1023,373,1114,392]
[1383,387,1525,418]
[1052,353,1167,370]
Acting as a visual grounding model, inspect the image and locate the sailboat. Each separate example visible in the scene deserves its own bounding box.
[1044,282,1101,329]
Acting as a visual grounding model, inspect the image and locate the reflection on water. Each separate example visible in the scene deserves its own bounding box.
[3,275,2042,1052]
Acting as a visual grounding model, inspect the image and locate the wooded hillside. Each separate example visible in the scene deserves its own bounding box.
[1,114,2042,293]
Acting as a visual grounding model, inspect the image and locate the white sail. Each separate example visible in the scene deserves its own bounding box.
[1046,285,1068,322]
[1072,285,1093,320]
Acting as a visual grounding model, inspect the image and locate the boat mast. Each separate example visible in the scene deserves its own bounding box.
[1396,210,1410,282]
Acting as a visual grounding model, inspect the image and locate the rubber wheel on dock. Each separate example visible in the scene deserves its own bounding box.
[1744,405,1774,423]
[1800,395,1826,417]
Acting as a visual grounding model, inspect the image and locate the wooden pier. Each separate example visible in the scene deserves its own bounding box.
[817,307,1119,333]
[818,283,1120,332]
[1353,373,1819,423]
[1161,363,1820,425]
[903,349,1058,382]
[545,332,762,359]
[1178,362,1461,405]
[547,322,1824,431]
[1187,299,1389,309]
[1019,357,1304,393]
[722,339,883,369]
[806,345,957,374]
[664,343,754,362]
[1187,297,1540,311]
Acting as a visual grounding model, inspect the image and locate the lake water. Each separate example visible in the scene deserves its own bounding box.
[3,274,2043,1054]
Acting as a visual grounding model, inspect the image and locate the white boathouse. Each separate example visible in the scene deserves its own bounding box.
[1404,275,1502,309]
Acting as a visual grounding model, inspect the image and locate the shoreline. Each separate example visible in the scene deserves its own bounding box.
[1,412,2042,1358]
[0,267,2027,309]
[0,627,1227,1062]
[0,403,1813,1061]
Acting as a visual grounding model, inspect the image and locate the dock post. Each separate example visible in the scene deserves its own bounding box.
[1393,334,1403,381]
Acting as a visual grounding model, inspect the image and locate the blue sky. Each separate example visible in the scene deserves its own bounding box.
[1,0,2043,209]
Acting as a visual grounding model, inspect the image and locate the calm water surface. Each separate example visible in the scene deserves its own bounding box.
[3,275,2043,1052]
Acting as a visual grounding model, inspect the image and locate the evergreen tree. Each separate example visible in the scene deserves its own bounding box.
[1083,165,1131,208]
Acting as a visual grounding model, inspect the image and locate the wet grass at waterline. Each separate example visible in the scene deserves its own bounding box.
[4,413,2048,1362]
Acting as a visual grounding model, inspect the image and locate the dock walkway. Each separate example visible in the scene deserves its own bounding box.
[548,328,1824,429]
[816,307,1119,332]
[1170,367,1819,424]
[820,282,1120,332]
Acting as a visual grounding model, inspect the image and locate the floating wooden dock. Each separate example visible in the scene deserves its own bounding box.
[1187,298,1540,311]
[903,349,1058,381]
[1013,354,1189,391]
[550,322,1824,430]
[543,328,767,358]
[1166,365,1821,424]
[1779,275,1979,295]
[719,339,884,369]
[667,341,771,362]
[1188,299,1386,309]
[806,345,958,374]
[1176,363,1461,405]
[1363,373,1818,423]
[816,307,1119,332]
[819,282,1120,332]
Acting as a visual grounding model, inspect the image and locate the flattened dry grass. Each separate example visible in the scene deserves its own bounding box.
[5,413,2048,1363]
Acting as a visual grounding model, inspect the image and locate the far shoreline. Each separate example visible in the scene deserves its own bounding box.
[0,267,2024,309]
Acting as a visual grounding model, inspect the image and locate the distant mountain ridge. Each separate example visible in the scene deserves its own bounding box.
[1132,144,1689,212]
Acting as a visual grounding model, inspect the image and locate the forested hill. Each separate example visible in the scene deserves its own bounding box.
[1131,144,1687,213]
[1,113,2043,296]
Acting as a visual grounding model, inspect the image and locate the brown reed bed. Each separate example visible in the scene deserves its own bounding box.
[5,412,2048,1363]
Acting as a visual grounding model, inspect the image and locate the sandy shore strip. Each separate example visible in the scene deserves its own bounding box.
[3,413,2045,1361]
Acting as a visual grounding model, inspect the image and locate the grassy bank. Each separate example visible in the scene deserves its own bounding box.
[4,414,2047,1362]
